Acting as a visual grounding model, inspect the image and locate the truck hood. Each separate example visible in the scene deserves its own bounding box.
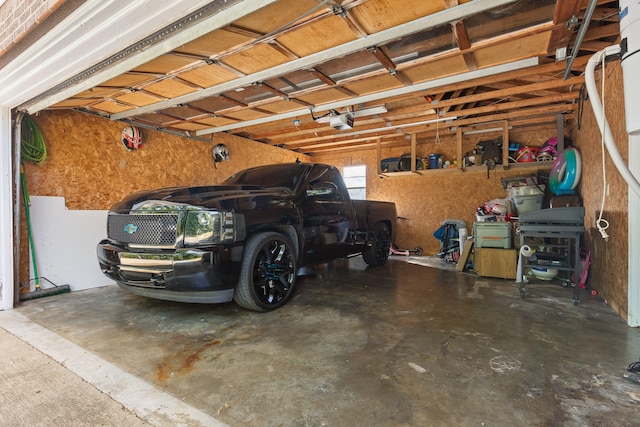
[110,185,294,213]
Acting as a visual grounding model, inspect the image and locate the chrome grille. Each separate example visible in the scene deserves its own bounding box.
[108,213,180,246]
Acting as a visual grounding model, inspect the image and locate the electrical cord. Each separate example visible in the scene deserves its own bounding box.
[596,50,610,241]
[21,115,47,164]
[585,45,640,197]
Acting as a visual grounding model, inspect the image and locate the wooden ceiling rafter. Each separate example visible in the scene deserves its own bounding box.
[308,67,337,86]
[107,0,548,123]
[368,46,414,86]
[266,92,579,148]
[164,20,577,131]
[292,106,577,155]
[307,112,569,154]
[42,0,620,156]
[332,3,369,38]
[546,0,584,53]
[73,3,337,113]
[242,58,585,142]
[214,93,281,118]
[267,41,301,61]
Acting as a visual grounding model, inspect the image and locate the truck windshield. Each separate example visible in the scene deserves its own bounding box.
[223,163,308,192]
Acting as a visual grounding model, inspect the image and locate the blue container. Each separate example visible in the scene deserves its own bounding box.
[429,154,441,169]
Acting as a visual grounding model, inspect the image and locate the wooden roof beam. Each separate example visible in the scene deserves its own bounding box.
[547,0,584,52]
[451,20,477,71]
[369,46,413,86]
[281,95,579,147]
[308,67,337,86]
[332,4,369,38]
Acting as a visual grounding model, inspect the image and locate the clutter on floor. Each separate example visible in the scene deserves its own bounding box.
[429,143,595,304]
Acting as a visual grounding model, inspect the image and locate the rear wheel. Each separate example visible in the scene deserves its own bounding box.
[233,232,297,312]
[362,222,391,266]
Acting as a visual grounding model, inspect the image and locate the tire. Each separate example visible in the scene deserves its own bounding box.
[233,231,297,312]
[362,222,391,266]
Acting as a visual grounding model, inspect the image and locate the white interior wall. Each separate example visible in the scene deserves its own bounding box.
[628,135,640,327]
[26,196,110,292]
[0,107,12,310]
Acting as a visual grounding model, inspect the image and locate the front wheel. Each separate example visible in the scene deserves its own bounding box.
[362,222,391,266]
[233,232,297,312]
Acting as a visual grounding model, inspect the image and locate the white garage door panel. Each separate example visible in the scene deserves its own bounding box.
[0,0,217,108]
[28,196,110,292]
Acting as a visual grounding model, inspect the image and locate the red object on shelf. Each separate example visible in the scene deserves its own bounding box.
[515,146,539,162]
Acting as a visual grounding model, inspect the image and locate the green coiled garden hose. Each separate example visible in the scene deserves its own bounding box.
[20,115,46,290]
[21,115,46,164]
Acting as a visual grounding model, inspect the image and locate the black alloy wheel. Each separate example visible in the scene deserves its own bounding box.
[362,222,391,266]
[234,231,297,311]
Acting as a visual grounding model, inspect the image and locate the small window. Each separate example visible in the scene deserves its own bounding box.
[342,165,366,200]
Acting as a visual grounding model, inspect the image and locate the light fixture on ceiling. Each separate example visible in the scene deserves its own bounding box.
[315,105,388,127]
[311,105,387,130]
[324,115,458,138]
[330,113,354,130]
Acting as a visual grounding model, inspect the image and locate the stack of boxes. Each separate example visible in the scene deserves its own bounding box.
[469,179,546,279]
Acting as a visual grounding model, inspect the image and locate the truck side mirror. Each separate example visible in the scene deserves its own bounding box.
[306,182,337,198]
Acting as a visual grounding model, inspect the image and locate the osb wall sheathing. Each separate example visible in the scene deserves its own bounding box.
[19,110,309,284]
[314,125,560,257]
[573,61,629,320]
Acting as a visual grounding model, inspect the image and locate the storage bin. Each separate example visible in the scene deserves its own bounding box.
[511,194,544,216]
[473,222,512,249]
[507,185,544,198]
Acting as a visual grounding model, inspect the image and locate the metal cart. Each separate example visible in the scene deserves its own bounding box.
[517,207,585,305]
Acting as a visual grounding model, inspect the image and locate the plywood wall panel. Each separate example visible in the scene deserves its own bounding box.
[573,61,629,320]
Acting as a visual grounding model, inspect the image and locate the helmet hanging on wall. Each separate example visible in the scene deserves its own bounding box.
[213,143,229,162]
[121,125,142,151]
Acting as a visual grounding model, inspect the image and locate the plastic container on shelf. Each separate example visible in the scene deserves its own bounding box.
[511,194,544,216]
[429,153,441,169]
[507,185,544,198]
[473,222,512,249]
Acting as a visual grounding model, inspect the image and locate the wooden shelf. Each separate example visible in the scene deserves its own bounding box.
[459,163,552,173]
[379,167,460,177]
[376,121,554,177]
[504,162,553,171]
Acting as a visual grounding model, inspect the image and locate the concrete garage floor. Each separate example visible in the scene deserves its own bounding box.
[2,256,640,426]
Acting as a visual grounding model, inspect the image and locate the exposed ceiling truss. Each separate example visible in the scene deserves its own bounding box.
[21,0,621,156]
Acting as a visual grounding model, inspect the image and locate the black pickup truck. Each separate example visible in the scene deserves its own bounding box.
[97,162,397,311]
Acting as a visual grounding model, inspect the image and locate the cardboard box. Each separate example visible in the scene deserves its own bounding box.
[474,248,517,279]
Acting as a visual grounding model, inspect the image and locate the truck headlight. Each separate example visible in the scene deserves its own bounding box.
[183,211,236,246]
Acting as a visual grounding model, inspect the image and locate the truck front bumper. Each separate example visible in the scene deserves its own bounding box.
[96,240,241,303]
